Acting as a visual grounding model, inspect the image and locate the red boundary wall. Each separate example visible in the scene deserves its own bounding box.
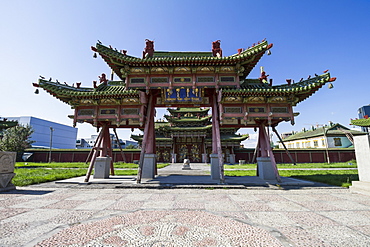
[27,149,141,163]
[27,148,356,163]
[235,148,356,163]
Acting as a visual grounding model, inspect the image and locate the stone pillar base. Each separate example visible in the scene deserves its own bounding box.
[350,181,370,196]
[257,157,277,181]
[182,159,191,170]
[229,154,236,164]
[94,157,111,179]
[210,154,220,180]
[0,173,15,188]
[142,154,156,179]
[171,153,177,164]
[0,151,16,191]
[202,154,208,163]
[354,135,370,182]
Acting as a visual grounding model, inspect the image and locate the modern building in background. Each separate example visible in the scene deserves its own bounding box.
[76,134,138,149]
[6,116,77,149]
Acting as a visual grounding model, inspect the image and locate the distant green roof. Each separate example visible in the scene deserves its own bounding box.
[205,134,249,142]
[154,122,170,128]
[167,108,210,114]
[282,123,365,142]
[162,125,212,131]
[351,118,370,127]
[164,115,211,123]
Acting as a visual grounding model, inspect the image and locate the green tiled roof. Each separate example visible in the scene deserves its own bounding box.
[131,134,172,142]
[93,41,271,80]
[95,41,269,64]
[35,79,139,104]
[222,73,335,105]
[282,123,365,142]
[351,118,370,127]
[225,73,332,93]
[205,134,249,142]
[164,115,212,123]
[162,125,213,131]
[154,122,170,128]
[167,108,210,114]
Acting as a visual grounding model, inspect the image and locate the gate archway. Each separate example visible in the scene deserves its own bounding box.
[33,39,336,183]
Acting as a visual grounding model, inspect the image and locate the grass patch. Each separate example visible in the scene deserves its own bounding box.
[16,162,170,169]
[224,169,359,187]
[114,162,170,169]
[225,161,357,169]
[113,170,138,176]
[13,162,170,186]
[13,168,87,186]
[16,162,88,168]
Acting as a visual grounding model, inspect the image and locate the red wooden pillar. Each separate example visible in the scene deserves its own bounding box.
[210,94,225,183]
[137,94,157,183]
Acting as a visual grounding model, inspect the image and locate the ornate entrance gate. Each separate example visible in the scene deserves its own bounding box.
[177,143,202,163]
[33,39,336,184]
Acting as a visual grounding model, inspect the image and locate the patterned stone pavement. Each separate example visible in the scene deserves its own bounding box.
[1,185,370,246]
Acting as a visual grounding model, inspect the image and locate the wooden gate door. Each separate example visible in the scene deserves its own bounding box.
[177,143,201,162]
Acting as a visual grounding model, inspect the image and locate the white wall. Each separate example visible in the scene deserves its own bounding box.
[279,135,352,149]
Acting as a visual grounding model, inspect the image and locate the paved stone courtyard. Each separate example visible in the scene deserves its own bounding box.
[1,163,370,246]
[1,185,370,246]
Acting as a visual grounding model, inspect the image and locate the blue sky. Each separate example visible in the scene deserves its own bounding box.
[1,0,369,147]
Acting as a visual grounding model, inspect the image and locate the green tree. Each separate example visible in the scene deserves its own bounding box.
[0,124,34,161]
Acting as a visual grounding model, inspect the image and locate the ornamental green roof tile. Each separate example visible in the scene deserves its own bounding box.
[164,115,212,123]
[205,134,249,142]
[163,125,213,131]
[221,73,335,105]
[167,108,210,113]
[351,118,370,127]
[96,41,269,62]
[93,41,271,79]
[36,79,139,104]
[154,122,170,128]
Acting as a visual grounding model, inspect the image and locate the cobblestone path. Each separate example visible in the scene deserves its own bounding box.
[1,186,370,246]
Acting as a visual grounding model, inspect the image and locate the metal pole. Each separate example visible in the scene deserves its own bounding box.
[48,127,54,163]
[324,127,330,164]
[272,126,296,165]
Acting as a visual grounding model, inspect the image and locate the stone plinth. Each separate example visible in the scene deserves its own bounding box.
[182,159,191,170]
[142,154,156,179]
[210,154,220,180]
[229,154,236,164]
[171,153,177,164]
[257,157,277,182]
[0,151,16,191]
[94,157,111,179]
[350,181,370,196]
[202,154,208,163]
[350,134,370,195]
[353,134,370,182]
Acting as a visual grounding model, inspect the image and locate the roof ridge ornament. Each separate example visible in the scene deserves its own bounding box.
[143,39,154,59]
[212,40,222,57]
